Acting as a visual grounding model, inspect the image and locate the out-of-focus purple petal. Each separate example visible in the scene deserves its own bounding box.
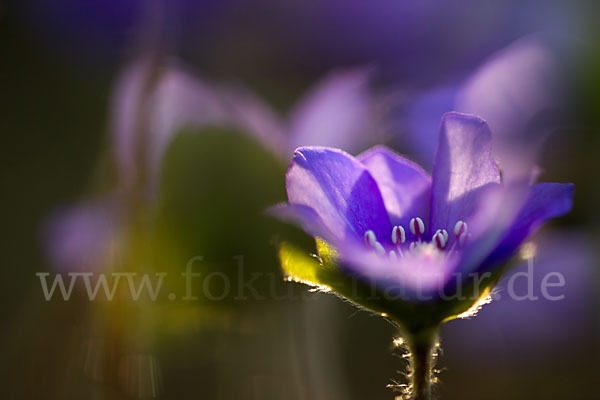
[152,69,287,160]
[400,85,457,169]
[430,112,501,236]
[267,203,338,244]
[43,199,122,271]
[287,68,377,153]
[220,85,287,156]
[112,60,287,193]
[455,181,572,278]
[455,37,561,178]
[485,183,574,266]
[454,181,530,276]
[112,61,150,189]
[340,242,459,298]
[148,66,287,186]
[286,147,391,245]
[455,37,560,137]
[399,37,563,177]
[147,66,233,178]
[357,146,431,233]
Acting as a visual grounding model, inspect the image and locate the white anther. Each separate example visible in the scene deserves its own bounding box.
[433,231,447,249]
[389,250,397,261]
[410,217,425,237]
[392,226,406,244]
[454,221,467,237]
[374,241,386,256]
[440,229,449,243]
[409,242,419,251]
[364,230,376,246]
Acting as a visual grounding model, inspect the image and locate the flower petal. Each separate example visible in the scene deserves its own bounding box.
[340,242,459,299]
[42,199,122,271]
[287,68,377,153]
[112,61,149,188]
[453,181,530,276]
[455,37,561,179]
[398,85,458,169]
[485,182,574,265]
[286,146,392,245]
[148,65,287,189]
[430,112,501,235]
[358,145,431,234]
[455,181,573,277]
[113,60,287,194]
[267,203,338,243]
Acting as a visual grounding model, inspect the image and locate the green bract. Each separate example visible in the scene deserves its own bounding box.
[279,239,501,334]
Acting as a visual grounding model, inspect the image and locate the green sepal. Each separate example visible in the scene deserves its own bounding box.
[279,238,508,333]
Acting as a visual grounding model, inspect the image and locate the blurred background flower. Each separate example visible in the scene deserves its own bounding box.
[1,0,599,399]
[397,36,567,176]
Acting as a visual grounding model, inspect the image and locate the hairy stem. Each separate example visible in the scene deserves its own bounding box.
[407,328,438,400]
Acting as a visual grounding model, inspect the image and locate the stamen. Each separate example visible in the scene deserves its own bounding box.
[374,241,385,256]
[454,221,467,237]
[433,231,447,249]
[440,229,449,243]
[389,250,397,261]
[409,242,419,251]
[392,225,406,244]
[409,217,425,238]
[364,230,376,246]
[458,231,469,246]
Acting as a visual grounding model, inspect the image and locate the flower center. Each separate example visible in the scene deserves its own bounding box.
[364,219,470,259]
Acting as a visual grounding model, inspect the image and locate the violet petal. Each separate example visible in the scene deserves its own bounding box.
[286,146,392,245]
[358,145,431,236]
[430,112,501,235]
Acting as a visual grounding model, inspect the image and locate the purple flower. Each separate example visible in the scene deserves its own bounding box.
[43,58,380,271]
[400,37,564,179]
[113,60,379,194]
[111,59,286,194]
[42,198,124,272]
[273,112,573,326]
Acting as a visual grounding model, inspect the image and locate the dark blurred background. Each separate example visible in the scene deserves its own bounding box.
[1,1,599,399]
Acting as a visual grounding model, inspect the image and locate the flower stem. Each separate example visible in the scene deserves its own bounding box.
[407,328,438,400]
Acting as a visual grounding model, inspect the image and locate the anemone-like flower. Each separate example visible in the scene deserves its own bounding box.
[400,36,564,180]
[43,57,380,271]
[272,112,573,399]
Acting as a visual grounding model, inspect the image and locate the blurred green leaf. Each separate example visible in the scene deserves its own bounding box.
[157,126,287,261]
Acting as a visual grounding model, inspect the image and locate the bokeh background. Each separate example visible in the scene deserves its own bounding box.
[1,1,600,399]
